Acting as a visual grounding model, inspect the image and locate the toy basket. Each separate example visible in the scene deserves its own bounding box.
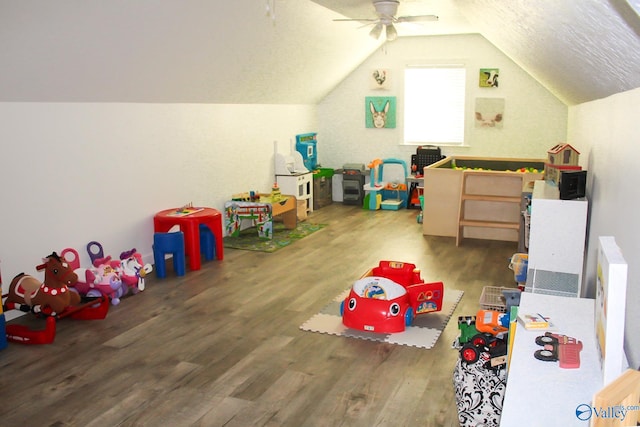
[479,286,511,313]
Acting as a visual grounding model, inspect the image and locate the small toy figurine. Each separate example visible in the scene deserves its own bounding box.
[270,182,282,202]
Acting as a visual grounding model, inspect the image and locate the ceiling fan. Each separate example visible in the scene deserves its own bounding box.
[334,0,439,41]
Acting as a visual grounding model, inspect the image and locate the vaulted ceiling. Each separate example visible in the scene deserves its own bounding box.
[1,0,639,106]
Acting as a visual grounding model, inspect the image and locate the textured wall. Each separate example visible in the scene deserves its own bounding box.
[569,87,640,370]
[318,34,567,168]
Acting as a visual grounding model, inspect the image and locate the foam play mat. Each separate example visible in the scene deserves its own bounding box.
[300,288,464,349]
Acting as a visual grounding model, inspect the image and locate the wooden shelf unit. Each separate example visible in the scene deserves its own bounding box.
[456,170,524,246]
[422,156,545,240]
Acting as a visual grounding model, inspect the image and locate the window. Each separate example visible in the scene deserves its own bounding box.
[403,66,466,145]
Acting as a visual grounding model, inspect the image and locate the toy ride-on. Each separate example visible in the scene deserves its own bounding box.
[340,260,444,333]
[3,252,109,345]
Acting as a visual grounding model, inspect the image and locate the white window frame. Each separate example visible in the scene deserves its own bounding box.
[403,64,466,146]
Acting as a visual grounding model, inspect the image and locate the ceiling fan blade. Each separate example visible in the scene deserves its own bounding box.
[385,23,398,41]
[333,18,378,22]
[395,14,439,23]
[369,22,384,39]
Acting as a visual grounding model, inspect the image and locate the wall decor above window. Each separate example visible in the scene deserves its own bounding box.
[479,68,499,87]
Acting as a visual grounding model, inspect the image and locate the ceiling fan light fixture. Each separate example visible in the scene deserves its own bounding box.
[373,0,400,17]
[369,22,383,39]
[385,23,398,41]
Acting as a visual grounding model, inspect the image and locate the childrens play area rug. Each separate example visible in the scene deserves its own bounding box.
[300,289,464,349]
[223,222,327,253]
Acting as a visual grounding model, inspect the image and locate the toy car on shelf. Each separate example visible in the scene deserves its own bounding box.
[340,261,444,333]
[534,332,583,369]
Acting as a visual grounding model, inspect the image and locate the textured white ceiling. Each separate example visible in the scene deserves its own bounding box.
[312,0,640,105]
[453,0,640,105]
[1,0,639,105]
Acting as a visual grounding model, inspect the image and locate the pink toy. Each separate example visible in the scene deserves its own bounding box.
[72,256,126,305]
[119,248,153,292]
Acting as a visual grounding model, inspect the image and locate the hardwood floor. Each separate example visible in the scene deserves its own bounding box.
[0,204,519,426]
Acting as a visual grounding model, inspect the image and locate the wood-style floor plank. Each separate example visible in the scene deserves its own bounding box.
[0,203,518,426]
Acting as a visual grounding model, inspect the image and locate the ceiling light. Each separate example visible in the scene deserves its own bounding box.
[374,1,400,17]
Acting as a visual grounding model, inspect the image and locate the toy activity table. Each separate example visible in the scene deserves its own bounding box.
[153,207,224,271]
[224,195,297,239]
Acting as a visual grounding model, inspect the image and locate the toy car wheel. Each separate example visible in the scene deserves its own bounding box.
[535,335,558,346]
[470,333,489,347]
[534,349,557,362]
[460,343,480,364]
[404,307,414,326]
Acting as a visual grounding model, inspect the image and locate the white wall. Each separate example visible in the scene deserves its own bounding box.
[568,87,640,370]
[317,34,567,169]
[0,102,316,294]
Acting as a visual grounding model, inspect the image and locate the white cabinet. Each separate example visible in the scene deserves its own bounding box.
[525,180,588,297]
[276,172,313,213]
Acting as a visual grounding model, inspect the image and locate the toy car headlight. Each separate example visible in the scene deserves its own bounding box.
[348,298,357,311]
[389,302,400,316]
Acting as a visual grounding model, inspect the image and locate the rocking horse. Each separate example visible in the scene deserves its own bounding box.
[3,251,110,345]
[5,252,81,316]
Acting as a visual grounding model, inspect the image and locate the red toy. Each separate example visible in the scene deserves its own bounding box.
[534,332,583,369]
[3,252,109,345]
[340,261,444,333]
[5,252,81,316]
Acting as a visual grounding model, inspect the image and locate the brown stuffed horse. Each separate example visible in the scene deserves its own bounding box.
[5,252,80,316]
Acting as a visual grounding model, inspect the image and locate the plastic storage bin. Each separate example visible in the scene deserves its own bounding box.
[479,286,511,313]
[509,253,528,288]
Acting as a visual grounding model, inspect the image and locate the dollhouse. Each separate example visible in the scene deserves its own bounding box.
[544,143,582,183]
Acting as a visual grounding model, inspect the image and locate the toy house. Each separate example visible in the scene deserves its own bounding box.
[544,143,582,183]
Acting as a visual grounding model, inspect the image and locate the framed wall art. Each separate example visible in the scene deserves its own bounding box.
[370,69,390,90]
[365,96,396,129]
[475,98,504,128]
[479,68,499,87]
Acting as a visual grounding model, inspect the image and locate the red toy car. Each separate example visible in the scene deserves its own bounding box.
[340,261,444,333]
[534,332,583,369]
